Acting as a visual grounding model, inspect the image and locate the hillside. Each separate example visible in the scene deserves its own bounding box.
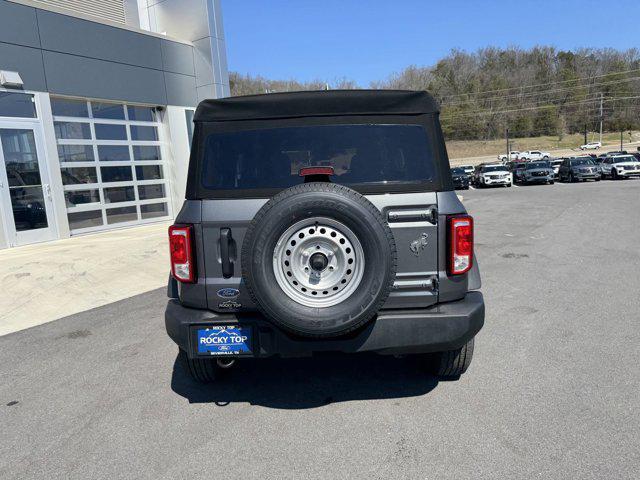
[230,46,640,143]
[446,131,640,161]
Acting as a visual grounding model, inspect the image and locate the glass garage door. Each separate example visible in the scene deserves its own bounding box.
[51,98,171,234]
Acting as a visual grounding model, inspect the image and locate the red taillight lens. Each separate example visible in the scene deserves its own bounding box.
[448,215,473,275]
[299,166,335,177]
[169,225,195,283]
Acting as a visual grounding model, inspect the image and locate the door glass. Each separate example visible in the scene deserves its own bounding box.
[0,93,36,118]
[1,129,48,231]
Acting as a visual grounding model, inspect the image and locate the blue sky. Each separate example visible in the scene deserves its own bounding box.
[221,0,640,86]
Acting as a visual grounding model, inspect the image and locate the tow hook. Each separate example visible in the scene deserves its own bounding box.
[217,358,235,369]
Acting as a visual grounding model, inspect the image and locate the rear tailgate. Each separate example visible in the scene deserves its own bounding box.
[197,192,439,313]
[367,192,438,309]
[200,198,266,312]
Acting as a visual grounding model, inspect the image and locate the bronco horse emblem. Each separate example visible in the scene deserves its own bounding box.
[410,233,429,256]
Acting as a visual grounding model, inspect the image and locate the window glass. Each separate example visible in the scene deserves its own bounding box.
[54,122,91,139]
[106,206,137,224]
[95,124,127,140]
[201,124,434,192]
[97,145,130,161]
[51,98,88,117]
[0,92,36,118]
[482,165,508,172]
[60,167,97,185]
[138,184,165,200]
[185,110,195,147]
[52,99,164,233]
[141,202,168,219]
[136,165,163,180]
[130,125,158,141]
[65,189,100,207]
[101,166,133,182]
[68,210,103,230]
[132,145,161,161]
[57,145,94,162]
[92,102,125,119]
[104,186,135,203]
[127,106,155,122]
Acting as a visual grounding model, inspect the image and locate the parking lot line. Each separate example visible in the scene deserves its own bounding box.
[512,184,519,188]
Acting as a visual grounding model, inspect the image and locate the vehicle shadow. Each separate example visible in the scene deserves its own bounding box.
[170,352,440,409]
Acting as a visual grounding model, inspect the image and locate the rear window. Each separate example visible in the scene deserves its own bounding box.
[200,124,435,193]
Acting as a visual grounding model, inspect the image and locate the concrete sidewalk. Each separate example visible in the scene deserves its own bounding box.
[0,222,171,336]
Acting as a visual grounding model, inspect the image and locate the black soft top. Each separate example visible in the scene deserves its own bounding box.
[194,90,439,122]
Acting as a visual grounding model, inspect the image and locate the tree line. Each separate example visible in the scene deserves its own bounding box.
[229,47,640,141]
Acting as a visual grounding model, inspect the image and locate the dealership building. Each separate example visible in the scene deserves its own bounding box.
[0,0,229,248]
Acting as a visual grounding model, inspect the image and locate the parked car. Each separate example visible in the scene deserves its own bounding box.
[518,150,550,161]
[550,159,563,178]
[580,141,602,150]
[459,164,475,176]
[600,155,640,180]
[498,151,520,162]
[473,163,511,187]
[507,161,528,183]
[450,167,470,190]
[558,157,601,182]
[517,161,555,185]
[165,90,484,383]
[591,156,606,176]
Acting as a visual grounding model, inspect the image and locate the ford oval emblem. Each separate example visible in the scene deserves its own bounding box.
[217,288,240,298]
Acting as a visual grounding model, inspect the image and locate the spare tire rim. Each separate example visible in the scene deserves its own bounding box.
[273,217,365,308]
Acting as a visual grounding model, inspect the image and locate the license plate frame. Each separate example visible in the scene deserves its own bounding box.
[192,324,254,357]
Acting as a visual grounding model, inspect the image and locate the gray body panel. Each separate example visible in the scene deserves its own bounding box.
[175,191,477,314]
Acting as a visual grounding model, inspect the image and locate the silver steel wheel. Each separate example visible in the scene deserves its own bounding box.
[273,217,365,308]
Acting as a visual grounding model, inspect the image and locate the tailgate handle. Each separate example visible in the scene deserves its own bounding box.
[387,208,437,224]
[220,228,235,278]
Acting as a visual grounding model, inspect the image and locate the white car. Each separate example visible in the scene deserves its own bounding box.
[459,165,475,176]
[550,159,563,178]
[600,155,640,180]
[498,151,520,162]
[473,164,512,187]
[580,142,602,150]
[518,150,550,161]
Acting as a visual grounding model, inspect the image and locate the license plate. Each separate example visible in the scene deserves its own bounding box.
[196,325,252,356]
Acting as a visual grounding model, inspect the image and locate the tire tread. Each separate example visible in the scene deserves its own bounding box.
[241,182,397,338]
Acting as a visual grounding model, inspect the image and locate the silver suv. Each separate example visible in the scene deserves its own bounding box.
[165,90,484,383]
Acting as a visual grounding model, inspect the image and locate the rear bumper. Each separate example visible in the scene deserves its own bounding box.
[165,292,485,358]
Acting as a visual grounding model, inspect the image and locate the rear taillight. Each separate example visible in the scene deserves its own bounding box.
[448,215,473,275]
[169,225,195,283]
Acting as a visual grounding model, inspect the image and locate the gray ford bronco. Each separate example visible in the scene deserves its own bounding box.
[165,90,484,383]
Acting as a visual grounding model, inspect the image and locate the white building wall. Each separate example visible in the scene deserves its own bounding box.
[137,0,230,99]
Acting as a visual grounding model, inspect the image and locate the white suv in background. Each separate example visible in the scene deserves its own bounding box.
[580,141,602,150]
[518,150,550,160]
[473,163,512,187]
[459,165,475,176]
[600,155,640,180]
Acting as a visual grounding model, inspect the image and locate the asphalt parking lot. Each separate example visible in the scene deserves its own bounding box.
[1,179,639,479]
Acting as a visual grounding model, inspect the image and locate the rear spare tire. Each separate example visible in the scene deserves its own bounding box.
[242,182,397,338]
